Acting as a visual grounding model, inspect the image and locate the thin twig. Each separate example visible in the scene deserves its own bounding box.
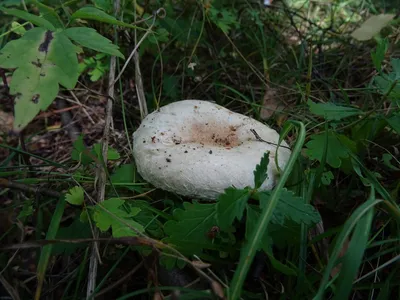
[250,129,291,150]
[86,1,120,298]
[134,0,148,119]
[0,274,21,300]
[111,8,165,86]
[0,178,61,198]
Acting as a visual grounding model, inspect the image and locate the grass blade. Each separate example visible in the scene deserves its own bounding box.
[333,203,374,299]
[35,195,66,300]
[228,120,306,299]
[313,189,382,300]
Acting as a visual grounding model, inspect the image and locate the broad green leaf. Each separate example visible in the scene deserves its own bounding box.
[351,14,395,41]
[0,28,79,131]
[112,217,144,237]
[371,38,388,71]
[164,202,218,247]
[53,217,91,255]
[387,114,400,134]
[392,58,400,79]
[65,186,84,205]
[31,0,64,28]
[260,189,321,226]
[253,151,270,188]
[307,99,361,121]
[71,6,137,29]
[216,188,251,231]
[265,250,297,276]
[305,132,352,168]
[111,164,135,184]
[64,27,124,58]
[18,200,33,220]
[93,143,120,160]
[0,7,55,30]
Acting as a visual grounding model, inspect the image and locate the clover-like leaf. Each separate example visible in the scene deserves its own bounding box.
[65,186,84,205]
[0,27,79,131]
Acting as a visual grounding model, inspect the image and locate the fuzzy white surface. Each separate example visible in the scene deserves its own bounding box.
[132,100,291,200]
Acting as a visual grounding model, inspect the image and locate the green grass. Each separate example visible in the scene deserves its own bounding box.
[0,0,399,299]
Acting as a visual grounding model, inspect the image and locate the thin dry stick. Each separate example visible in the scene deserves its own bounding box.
[86,1,120,298]
[134,0,148,119]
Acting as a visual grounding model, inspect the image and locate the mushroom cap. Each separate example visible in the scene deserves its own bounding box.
[132,100,291,200]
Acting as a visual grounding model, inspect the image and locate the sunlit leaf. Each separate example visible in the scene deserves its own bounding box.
[307,99,361,121]
[65,186,84,205]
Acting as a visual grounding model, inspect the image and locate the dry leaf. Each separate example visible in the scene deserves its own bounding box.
[260,88,285,120]
[351,14,395,41]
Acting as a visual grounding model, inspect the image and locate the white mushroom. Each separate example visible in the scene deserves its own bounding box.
[132,100,291,200]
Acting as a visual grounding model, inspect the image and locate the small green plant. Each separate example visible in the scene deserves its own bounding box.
[0,4,137,132]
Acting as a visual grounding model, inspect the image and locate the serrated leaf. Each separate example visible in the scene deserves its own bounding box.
[92,143,120,160]
[275,189,321,225]
[64,27,124,58]
[253,151,270,188]
[307,99,361,121]
[0,7,56,30]
[387,114,400,134]
[351,14,395,41]
[209,7,238,33]
[164,202,217,248]
[305,132,352,168]
[65,186,84,205]
[216,188,251,231]
[71,6,136,29]
[0,28,79,131]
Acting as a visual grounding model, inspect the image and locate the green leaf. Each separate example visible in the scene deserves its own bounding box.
[387,114,400,134]
[275,189,321,225]
[18,200,33,220]
[0,7,56,30]
[0,28,79,131]
[392,58,400,79]
[371,38,388,71]
[65,186,84,205]
[245,205,270,251]
[216,188,251,231]
[209,7,238,33]
[93,198,127,231]
[333,206,374,300]
[112,217,144,237]
[10,21,26,36]
[305,131,353,168]
[64,27,124,58]
[164,202,218,249]
[351,14,395,41]
[31,0,64,29]
[321,171,334,185]
[92,143,120,160]
[307,99,361,121]
[111,163,135,184]
[71,6,136,29]
[53,217,91,255]
[253,151,270,188]
[382,153,400,170]
[71,135,93,165]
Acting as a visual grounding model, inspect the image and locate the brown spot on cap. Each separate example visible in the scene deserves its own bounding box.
[188,121,239,148]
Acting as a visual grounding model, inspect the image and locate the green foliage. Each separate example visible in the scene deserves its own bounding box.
[307,99,361,120]
[0,6,125,131]
[78,53,110,82]
[71,135,120,164]
[92,198,144,237]
[305,131,354,168]
[65,186,84,205]
[216,188,251,231]
[371,38,388,71]
[208,6,238,33]
[253,151,270,189]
